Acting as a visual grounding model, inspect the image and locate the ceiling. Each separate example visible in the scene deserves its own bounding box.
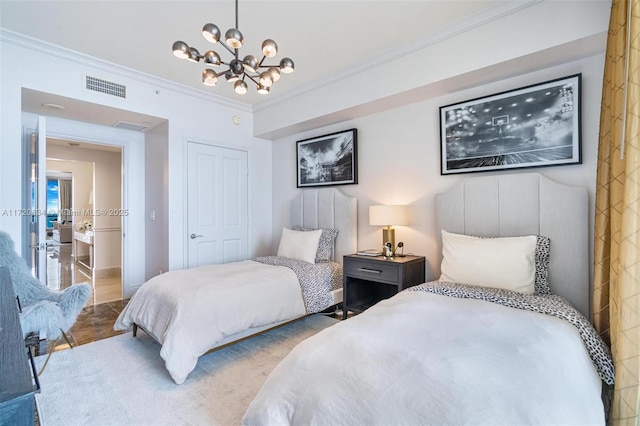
[1,0,505,109]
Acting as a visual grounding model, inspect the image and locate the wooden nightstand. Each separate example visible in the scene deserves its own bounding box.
[342,254,425,319]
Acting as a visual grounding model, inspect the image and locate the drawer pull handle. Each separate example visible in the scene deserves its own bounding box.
[357,268,382,274]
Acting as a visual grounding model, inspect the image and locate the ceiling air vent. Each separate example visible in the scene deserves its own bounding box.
[113,121,150,132]
[85,75,126,98]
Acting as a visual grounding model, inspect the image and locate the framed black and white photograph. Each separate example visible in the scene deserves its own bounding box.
[440,74,582,175]
[297,128,358,187]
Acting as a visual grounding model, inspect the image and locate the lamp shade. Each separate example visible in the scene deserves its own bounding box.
[369,205,409,226]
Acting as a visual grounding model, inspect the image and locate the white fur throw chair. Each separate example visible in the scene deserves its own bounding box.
[0,230,92,373]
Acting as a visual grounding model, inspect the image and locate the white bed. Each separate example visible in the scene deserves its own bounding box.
[243,173,614,425]
[114,188,357,384]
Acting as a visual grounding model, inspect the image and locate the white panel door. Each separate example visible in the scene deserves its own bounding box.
[187,142,248,268]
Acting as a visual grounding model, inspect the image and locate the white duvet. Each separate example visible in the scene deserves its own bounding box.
[114,260,306,384]
[243,291,605,425]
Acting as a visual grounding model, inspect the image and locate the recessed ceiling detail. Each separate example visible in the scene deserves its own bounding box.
[42,103,66,110]
[85,75,126,98]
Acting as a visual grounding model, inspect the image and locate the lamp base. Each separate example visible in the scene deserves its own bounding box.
[382,227,395,250]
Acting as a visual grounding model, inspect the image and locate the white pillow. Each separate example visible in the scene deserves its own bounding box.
[439,230,536,294]
[277,228,322,264]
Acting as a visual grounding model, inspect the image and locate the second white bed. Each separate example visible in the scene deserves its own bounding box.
[244,288,607,425]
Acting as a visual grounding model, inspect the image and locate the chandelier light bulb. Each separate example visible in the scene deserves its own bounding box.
[202,69,218,86]
[234,80,248,94]
[226,73,240,83]
[225,28,244,49]
[203,50,221,66]
[261,39,278,58]
[242,55,258,73]
[269,67,281,82]
[257,84,270,95]
[259,71,273,87]
[172,41,189,59]
[202,23,221,44]
[279,57,295,74]
[187,47,201,63]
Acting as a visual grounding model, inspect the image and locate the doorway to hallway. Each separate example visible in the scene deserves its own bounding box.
[45,139,123,305]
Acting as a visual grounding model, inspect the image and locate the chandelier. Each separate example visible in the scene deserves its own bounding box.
[172,0,295,95]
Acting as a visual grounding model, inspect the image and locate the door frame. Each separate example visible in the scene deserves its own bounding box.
[22,113,146,298]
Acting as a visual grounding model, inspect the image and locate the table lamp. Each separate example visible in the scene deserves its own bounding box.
[369,205,409,249]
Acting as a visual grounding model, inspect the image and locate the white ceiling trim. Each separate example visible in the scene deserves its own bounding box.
[0,29,253,113]
[253,0,543,113]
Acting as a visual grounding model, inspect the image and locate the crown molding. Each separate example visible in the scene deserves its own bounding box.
[253,0,543,113]
[0,28,253,113]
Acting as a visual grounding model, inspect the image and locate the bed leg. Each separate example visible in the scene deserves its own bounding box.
[133,323,138,337]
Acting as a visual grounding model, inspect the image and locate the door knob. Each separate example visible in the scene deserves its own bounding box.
[190,233,204,239]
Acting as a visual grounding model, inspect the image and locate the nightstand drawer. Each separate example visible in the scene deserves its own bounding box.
[345,259,399,284]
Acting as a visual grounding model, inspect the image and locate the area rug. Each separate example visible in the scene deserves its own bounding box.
[35,314,339,425]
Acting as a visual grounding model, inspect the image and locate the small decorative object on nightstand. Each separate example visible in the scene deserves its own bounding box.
[342,253,425,319]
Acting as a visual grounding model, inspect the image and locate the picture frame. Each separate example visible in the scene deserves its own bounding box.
[439,74,582,175]
[296,128,358,188]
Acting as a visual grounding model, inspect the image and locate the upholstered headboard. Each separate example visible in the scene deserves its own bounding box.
[435,173,590,318]
[291,189,357,266]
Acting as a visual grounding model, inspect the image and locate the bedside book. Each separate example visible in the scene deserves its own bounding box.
[355,249,382,256]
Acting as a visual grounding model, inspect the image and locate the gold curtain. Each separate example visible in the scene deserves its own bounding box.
[594,0,640,423]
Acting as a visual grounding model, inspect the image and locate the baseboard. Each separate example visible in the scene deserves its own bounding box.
[95,267,121,279]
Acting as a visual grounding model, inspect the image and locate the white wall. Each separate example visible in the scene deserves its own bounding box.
[271,54,605,285]
[94,148,122,271]
[145,122,169,280]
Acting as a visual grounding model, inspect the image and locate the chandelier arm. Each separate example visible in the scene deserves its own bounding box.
[245,74,261,87]
[256,64,280,69]
[216,42,236,56]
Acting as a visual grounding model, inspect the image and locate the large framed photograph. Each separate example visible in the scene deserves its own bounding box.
[440,74,582,175]
[297,128,358,187]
